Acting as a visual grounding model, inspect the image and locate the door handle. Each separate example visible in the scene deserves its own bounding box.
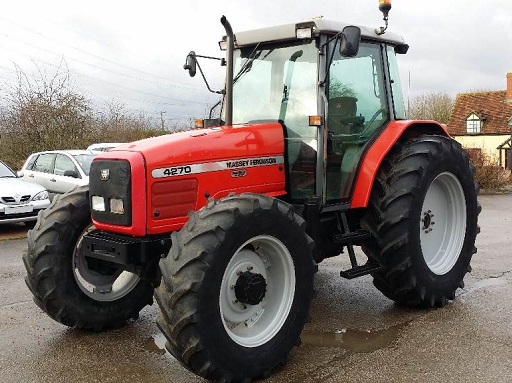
[50,178,56,182]
[29,174,34,178]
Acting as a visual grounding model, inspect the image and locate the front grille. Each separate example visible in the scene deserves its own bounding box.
[151,179,198,220]
[1,195,31,204]
[89,160,132,226]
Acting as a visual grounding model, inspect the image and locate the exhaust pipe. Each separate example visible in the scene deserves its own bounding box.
[220,16,234,127]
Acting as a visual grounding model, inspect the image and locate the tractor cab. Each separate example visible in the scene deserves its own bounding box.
[192,19,409,207]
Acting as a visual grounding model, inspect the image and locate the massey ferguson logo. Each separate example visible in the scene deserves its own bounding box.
[231,169,247,178]
[100,169,110,181]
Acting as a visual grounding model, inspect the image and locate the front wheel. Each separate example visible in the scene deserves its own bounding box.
[155,194,316,382]
[23,185,156,330]
[362,135,480,307]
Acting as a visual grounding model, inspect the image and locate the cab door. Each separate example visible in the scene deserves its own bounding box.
[325,42,389,203]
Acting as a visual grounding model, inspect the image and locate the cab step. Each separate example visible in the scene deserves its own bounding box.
[332,230,371,245]
[339,262,382,279]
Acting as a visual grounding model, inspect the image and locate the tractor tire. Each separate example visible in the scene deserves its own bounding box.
[155,193,316,382]
[23,185,155,330]
[362,135,479,307]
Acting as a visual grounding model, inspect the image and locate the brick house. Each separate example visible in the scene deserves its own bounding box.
[447,73,512,169]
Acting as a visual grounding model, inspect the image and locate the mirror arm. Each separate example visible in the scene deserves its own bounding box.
[194,54,226,66]
[195,60,224,94]
[319,35,340,87]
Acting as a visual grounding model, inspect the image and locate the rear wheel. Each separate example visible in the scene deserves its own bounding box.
[155,194,316,382]
[23,185,155,330]
[362,135,479,307]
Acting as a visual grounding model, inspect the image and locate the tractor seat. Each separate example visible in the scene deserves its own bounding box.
[328,96,364,135]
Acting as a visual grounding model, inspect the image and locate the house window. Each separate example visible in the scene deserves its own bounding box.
[466,113,482,134]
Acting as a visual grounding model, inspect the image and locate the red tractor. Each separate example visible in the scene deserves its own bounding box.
[24,2,479,382]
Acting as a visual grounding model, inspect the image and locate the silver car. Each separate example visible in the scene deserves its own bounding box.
[19,150,97,199]
[0,160,50,226]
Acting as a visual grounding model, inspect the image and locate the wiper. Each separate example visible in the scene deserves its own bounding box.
[233,44,274,84]
[233,44,261,84]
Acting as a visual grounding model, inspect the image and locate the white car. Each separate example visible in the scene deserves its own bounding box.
[0,160,50,226]
[87,143,123,152]
[19,150,97,199]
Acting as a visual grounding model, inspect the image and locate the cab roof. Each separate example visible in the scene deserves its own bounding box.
[231,18,407,52]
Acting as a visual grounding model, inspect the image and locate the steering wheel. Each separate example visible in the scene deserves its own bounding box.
[366,108,385,127]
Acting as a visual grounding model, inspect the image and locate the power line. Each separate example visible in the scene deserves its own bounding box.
[0,15,204,91]
[0,40,214,106]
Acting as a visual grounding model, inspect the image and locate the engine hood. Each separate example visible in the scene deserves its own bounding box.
[96,122,285,167]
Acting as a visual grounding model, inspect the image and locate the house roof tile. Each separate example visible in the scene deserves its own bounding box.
[447,90,512,135]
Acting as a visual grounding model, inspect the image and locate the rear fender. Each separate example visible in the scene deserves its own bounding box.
[350,120,449,208]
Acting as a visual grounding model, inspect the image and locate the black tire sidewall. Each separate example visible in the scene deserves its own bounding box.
[196,205,313,377]
[405,139,478,294]
[29,188,154,328]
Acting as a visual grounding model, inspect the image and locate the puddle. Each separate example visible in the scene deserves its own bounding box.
[143,334,168,355]
[301,322,408,354]
[144,323,407,360]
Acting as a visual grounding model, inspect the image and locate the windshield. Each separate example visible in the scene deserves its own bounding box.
[229,41,318,125]
[0,161,16,178]
[227,41,319,201]
[72,154,97,176]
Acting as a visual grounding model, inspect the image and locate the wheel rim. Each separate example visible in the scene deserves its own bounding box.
[73,225,140,301]
[420,172,466,275]
[219,235,296,347]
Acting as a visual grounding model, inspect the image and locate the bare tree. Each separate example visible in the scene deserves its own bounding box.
[0,61,92,167]
[407,91,453,124]
[0,61,194,169]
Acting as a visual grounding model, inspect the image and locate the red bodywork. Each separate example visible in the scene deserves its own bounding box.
[92,119,448,236]
[92,122,287,236]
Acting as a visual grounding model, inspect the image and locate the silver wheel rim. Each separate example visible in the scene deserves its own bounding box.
[219,235,296,347]
[420,172,466,275]
[73,225,140,301]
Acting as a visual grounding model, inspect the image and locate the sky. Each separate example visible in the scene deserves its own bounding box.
[1,0,511,127]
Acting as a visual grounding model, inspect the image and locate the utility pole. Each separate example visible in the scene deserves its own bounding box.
[160,111,166,130]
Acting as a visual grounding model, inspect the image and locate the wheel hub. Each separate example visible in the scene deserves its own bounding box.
[235,271,267,305]
[422,210,435,233]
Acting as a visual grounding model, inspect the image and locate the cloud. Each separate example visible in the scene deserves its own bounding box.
[1,0,511,122]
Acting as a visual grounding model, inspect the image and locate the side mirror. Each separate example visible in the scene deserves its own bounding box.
[64,170,79,178]
[339,26,361,57]
[183,51,197,77]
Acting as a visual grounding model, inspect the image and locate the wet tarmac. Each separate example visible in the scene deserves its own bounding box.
[1,194,512,382]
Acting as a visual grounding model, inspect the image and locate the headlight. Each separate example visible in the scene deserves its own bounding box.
[92,196,106,212]
[110,198,124,214]
[32,190,49,201]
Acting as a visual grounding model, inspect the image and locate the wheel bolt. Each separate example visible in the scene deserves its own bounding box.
[232,299,238,304]
[236,270,242,276]
[247,266,253,271]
